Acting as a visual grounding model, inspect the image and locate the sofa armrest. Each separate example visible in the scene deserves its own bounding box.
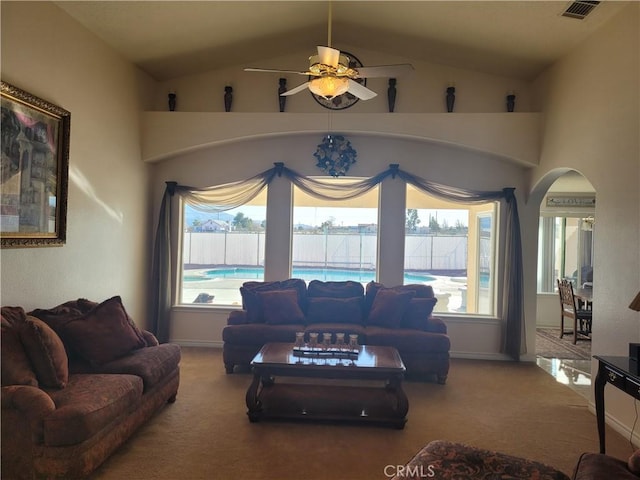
[2,385,55,442]
[573,452,640,479]
[424,315,447,334]
[228,310,249,325]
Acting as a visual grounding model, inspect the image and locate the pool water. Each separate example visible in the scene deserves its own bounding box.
[184,267,436,284]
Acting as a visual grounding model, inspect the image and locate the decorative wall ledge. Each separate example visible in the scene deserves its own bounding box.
[141,112,541,167]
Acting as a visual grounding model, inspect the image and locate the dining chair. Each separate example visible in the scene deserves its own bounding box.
[557,278,593,344]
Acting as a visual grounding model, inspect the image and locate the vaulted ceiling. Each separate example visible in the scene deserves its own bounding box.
[55,1,628,81]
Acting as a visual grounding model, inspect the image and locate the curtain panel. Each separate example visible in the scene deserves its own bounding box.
[150,163,524,360]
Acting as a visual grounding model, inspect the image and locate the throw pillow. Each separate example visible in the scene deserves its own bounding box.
[258,289,305,325]
[401,297,438,330]
[29,298,97,328]
[366,288,415,328]
[1,320,39,387]
[18,315,68,388]
[1,305,27,325]
[628,450,640,475]
[240,279,307,323]
[306,297,364,324]
[56,296,146,366]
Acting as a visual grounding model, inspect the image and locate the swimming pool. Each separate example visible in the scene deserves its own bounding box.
[184,267,436,284]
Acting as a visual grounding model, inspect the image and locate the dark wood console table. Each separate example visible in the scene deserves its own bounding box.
[593,355,640,453]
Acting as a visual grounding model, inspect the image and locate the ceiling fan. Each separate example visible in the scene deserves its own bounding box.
[244,3,414,101]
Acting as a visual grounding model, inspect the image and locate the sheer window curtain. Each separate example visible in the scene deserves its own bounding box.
[150,163,524,360]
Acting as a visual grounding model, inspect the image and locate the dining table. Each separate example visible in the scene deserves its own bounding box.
[574,287,593,308]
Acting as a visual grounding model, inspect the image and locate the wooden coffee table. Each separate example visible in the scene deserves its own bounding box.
[245,342,408,428]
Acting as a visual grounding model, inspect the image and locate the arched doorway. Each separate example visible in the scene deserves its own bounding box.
[531,169,595,398]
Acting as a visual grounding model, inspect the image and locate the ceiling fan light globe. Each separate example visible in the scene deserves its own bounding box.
[309,76,349,99]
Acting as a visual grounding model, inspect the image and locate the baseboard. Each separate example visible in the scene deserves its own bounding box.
[170,345,527,362]
[170,340,223,348]
[587,401,640,448]
[450,351,515,361]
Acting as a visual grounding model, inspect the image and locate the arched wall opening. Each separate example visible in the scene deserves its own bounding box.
[530,169,595,392]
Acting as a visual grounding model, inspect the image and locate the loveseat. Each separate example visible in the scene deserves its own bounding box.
[222,279,450,382]
[1,297,181,479]
[390,439,640,479]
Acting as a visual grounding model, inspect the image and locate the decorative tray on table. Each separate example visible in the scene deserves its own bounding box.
[292,345,360,358]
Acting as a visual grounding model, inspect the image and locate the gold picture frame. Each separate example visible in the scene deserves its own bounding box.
[1,81,70,248]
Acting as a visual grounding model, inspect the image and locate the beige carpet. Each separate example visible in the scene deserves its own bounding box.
[90,348,633,480]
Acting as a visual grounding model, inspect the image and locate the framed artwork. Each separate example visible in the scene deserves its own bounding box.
[1,81,70,248]
[545,195,595,208]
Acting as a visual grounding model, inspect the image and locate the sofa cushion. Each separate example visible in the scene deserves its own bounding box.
[91,344,181,391]
[43,373,143,446]
[29,298,98,328]
[307,280,365,299]
[18,315,69,389]
[306,296,364,324]
[240,279,307,323]
[258,289,305,325]
[366,288,415,328]
[1,319,39,387]
[365,325,451,353]
[55,296,146,366]
[222,323,304,345]
[401,297,438,330]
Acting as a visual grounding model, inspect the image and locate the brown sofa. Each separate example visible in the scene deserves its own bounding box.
[1,297,181,479]
[222,279,450,382]
[390,440,640,479]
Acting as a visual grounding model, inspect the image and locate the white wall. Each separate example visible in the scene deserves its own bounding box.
[152,131,532,360]
[154,45,533,114]
[530,3,640,441]
[0,2,155,327]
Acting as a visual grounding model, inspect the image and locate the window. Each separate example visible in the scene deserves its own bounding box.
[180,191,267,306]
[291,181,379,283]
[404,185,497,314]
[537,216,594,293]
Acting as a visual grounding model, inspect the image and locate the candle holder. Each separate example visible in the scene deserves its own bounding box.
[278,78,287,112]
[506,93,516,112]
[224,86,233,112]
[168,92,176,112]
[446,86,455,113]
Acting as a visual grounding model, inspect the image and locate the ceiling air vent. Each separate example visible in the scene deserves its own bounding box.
[561,1,600,20]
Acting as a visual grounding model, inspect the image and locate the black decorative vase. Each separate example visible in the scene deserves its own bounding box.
[387,78,397,113]
[446,86,455,113]
[168,92,176,112]
[224,86,233,112]
[506,94,516,112]
[278,78,287,112]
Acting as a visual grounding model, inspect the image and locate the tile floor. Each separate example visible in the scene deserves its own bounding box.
[536,356,592,399]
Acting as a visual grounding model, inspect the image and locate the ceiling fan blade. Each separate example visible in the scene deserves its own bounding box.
[354,64,415,78]
[244,67,311,76]
[280,82,310,96]
[347,79,378,100]
[317,46,340,68]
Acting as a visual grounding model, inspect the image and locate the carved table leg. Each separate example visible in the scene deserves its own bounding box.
[387,375,409,428]
[245,370,262,422]
[594,362,607,453]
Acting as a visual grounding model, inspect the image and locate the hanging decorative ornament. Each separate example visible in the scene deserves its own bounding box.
[313,134,357,177]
